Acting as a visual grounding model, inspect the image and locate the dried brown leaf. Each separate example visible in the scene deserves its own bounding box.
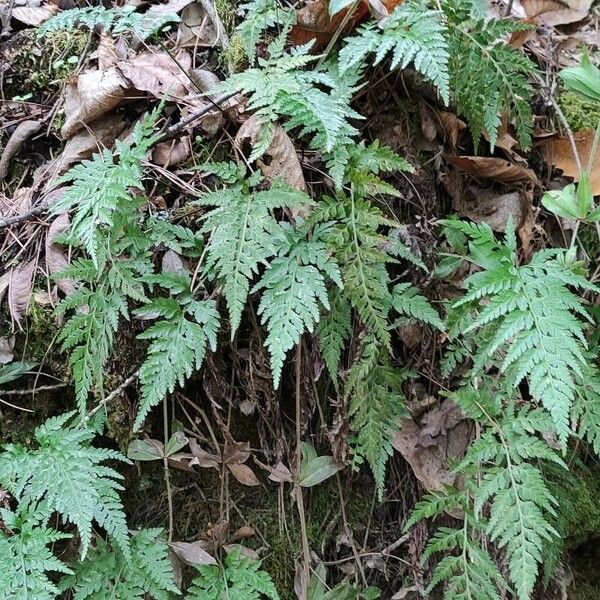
[12,1,58,25]
[227,463,260,486]
[61,69,129,139]
[0,337,15,364]
[148,0,195,15]
[223,441,251,465]
[118,51,191,100]
[188,437,220,468]
[176,2,220,47]
[8,260,36,326]
[446,155,540,185]
[229,525,255,543]
[170,541,217,566]
[46,212,76,297]
[266,461,293,484]
[161,249,186,274]
[94,31,119,71]
[521,0,592,24]
[235,116,307,192]
[540,130,600,195]
[0,120,43,181]
[153,137,192,167]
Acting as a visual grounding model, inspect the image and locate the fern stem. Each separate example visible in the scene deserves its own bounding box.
[294,343,311,596]
[162,396,174,543]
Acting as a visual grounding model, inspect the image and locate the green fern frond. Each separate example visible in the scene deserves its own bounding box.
[391,283,444,331]
[442,0,536,149]
[236,0,295,63]
[339,2,450,103]
[0,412,130,560]
[253,229,341,387]
[38,6,177,39]
[60,529,179,600]
[0,504,72,600]
[134,274,220,430]
[186,549,279,600]
[346,336,410,497]
[195,180,311,336]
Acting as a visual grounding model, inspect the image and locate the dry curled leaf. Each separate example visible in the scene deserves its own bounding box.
[520,0,592,25]
[46,212,76,297]
[153,137,192,167]
[8,260,37,327]
[11,0,58,25]
[226,463,260,487]
[176,2,220,48]
[0,337,15,364]
[61,69,129,139]
[235,116,307,192]
[0,120,43,181]
[170,541,217,566]
[540,130,600,195]
[446,155,541,186]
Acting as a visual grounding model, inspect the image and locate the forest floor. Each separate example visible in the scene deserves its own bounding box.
[1,1,600,599]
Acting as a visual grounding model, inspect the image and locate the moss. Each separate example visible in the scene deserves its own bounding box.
[218,34,247,73]
[2,29,88,101]
[215,0,237,34]
[560,90,600,132]
[22,298,61,363]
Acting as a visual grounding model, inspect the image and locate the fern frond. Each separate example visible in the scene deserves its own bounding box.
[187,549,279,600]
[253,230,341,387]
[196,181,311,336]
[0,504,72,600]
[339,2,450,103]
[236,0,295,63]
[442,0,536,149]
[60,529,179,600]
[391,283,444,330]
[0,412,130,559]
[38,5,177,39]
[134,275,220,430]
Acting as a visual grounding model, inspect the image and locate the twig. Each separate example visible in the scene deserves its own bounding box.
[1,382,68,395]
[0,201,50,229]
[294,343,311,598]
[86,370,139,420]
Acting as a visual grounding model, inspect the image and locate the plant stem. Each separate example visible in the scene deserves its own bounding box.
[163,395,174,543]
[295,343,311,598]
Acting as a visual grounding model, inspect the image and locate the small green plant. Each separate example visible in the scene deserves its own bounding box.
[186,550,279,599]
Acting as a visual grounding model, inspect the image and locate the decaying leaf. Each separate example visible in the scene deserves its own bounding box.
[0,337,15,364]
[392,400,472,516]
[0,120,43,181]
[0,187,32,219]
[520,0,592,25]
[266,461,293,484]
[227,462,261,486]
[148,0,196,16]
[8,259,37,327]
[235,116,307,192]
[61,69,129,139]
[11,0,58,25]
[447,155,541,186]
[118,51,192,100]
[540,129,600,195]
[93,31,120,71]
[176,2,220,48]
[153,137,192,167]
[170,541,217,566]
[46,212,76,297]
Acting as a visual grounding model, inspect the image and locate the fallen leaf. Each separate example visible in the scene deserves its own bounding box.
[46,212,76,297]
[446,155,540,186]
[118,51,191,100]
[438,111,467,148]
[148,0,195,15]
[521,0,592,25]
[0,120,43,181]
[235,116,307,192]
[61,69,129,139]
[153,137,192,167]
[223,441,251,465]
[229,525,255,542]
[38,114,126,179]
[188,438,220,468]
[170,541,217,566]
[0,187,31,219]
[12,0,58,25]
[266,461,293,484]
[227,462,260,486]
[8,260,37,327]
[540,130,600,195]
[0,337,15,364]
[93,31,120,71]
[176,2,220,48]
[393,400,472,494]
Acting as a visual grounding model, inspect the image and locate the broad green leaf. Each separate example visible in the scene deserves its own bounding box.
[165,431,188,456]
[0,361,37,385]
[127,439,164,461]
[299,455,340,487]
[559,53,600,102]
[541,184,580,219]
